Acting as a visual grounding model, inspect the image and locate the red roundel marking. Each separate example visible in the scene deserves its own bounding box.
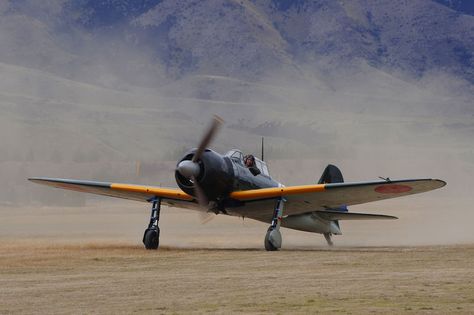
[375,184,412,194]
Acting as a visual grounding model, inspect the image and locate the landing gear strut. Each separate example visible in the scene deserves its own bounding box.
[264,197,285,251]
[143,198,161,250]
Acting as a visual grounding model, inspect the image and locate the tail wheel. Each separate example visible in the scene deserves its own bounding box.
[324,232,334,246]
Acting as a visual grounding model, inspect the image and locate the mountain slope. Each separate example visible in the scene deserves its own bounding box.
[0,0,472,86]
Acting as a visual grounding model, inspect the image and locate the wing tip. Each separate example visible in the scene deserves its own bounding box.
[28,177,44,183]
[28,177,59,184]
[432,179,447,188]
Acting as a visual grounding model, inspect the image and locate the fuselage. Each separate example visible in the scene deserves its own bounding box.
[174,148,339,235]
[175,149,280,201]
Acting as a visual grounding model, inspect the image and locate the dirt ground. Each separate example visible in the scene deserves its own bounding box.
[1,242,473,314]
[1,203,473,314]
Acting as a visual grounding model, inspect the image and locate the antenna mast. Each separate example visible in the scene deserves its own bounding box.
[261,137,264,161]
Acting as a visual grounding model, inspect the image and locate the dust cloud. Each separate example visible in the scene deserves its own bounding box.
[0,2,473,248]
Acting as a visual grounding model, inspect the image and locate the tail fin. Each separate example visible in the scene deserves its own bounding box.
[318,164,344,184]
[318,164,347,214]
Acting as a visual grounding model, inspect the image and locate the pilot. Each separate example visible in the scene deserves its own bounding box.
[244,154,261,176]
[244,154,256,168]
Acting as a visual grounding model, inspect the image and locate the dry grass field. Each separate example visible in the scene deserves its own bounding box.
[1,203,473,314]
[1,241,473,314]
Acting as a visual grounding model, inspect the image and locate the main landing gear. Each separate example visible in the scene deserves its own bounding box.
[264,197,285,251]
[143,198,161,250]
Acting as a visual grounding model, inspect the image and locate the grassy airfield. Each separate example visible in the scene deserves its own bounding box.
[1,241,472,314]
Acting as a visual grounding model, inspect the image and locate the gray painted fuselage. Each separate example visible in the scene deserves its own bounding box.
[225,152,340,235]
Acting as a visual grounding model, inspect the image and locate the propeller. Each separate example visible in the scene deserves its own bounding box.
[191,174,208,207]
[192,115,224,163]
[199,212,215,224]
[176,115,224,208]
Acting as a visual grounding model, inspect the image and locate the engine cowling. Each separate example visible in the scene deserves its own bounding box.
[175,149,234,201]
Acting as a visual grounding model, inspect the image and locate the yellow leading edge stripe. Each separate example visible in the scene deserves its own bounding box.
[111,183,194,201]
[230,184,326,201]
[111,183,326,201]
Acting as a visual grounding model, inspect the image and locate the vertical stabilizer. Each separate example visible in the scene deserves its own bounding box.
[318,164,344,184]
[318,164,347,214]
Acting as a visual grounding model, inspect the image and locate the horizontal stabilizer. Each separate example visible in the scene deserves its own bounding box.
[314,210,397,221]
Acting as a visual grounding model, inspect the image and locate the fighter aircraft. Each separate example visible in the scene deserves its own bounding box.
[29,116,446,250]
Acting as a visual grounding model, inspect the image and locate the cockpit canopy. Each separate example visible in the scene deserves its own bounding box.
[225,149,270,176]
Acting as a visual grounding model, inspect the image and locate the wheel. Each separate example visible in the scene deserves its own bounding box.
[144,228,159,250]
[143,227,160,250]
[264,228,279,251]
[264,232,277,251]
[324,233,334,247]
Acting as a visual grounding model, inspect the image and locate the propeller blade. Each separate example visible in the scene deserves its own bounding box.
[191,175,208,208]
[192,115,223,163]
[200,212,215,224]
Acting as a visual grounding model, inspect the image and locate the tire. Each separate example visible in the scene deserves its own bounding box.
[264,228,278,251]
[143,227,160,250]
[324,233,334,247]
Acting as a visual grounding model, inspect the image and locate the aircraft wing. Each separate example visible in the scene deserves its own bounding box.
[229,179,445,221]
[29,177,200,210]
